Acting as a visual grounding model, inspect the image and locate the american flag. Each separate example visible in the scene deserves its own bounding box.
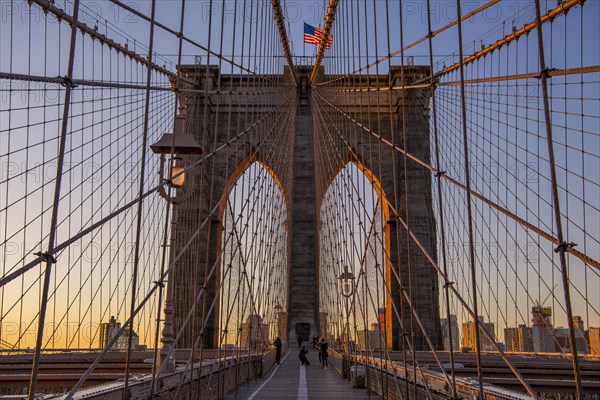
[304,22,333,49]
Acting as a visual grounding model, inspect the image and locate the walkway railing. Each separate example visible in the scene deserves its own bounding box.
[328,349,590,400]
[73,354,263,400]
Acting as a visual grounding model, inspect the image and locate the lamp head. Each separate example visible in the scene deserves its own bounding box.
[150,116,203,155]
[339,265,355,297]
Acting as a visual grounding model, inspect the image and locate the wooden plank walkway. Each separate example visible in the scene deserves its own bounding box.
[224,349,382,400]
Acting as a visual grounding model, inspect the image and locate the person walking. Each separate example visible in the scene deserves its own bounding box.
[297,335,303,349]
[299,346,310,366]
[274,336,282,365]
[319,337,329,369]
[316,336,322,365]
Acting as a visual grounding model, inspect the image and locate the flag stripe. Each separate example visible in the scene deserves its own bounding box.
[303,22,333,48]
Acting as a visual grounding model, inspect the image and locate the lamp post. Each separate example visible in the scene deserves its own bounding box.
[150,115,202,203]
[151,115,202,372]
[339,265,355,351]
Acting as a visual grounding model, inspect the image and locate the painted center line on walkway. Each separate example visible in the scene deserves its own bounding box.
[246,350,290,400]
[298,364,308,400]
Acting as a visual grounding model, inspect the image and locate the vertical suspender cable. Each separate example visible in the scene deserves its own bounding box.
[425,0,458,396]
[271,0,298,86]
[533,0,583,397]
[395,2,419,396]
[149,0,187,396]
[454,0,485,398]
[123,0,157,397]
[27,1,80,398]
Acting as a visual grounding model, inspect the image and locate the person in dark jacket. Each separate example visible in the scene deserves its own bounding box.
[299,346,310,366]
[316,336,322,364]
[319,337,328,369]
[274,337,282,365]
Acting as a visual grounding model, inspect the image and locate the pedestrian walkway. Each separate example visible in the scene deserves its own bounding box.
[224,349,382,400]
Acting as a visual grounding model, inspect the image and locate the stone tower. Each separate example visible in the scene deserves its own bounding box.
[168,64,442,351]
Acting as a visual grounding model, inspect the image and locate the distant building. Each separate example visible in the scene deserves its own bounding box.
[115,329,139,350]
[572,316,585,331]
[572,316,589,354]
[357,323,384,351]
[462,316,495,351]
[504,324,533,352]
[441,315,460,351]
[589,327,600,355]
[554,325,589,354]
[505,327,519,352]
[99,316,121,348]
[240,314,269,350]
[531,305,554,353]
[519,324,534,352]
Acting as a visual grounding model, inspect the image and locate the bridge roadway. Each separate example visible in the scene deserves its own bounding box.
[224,349,380,400]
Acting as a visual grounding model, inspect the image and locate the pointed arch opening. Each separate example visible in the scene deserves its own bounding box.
[217,158,288,350]
[318,161,392,351]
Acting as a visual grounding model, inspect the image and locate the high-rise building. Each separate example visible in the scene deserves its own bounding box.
[572,316,585,331]
[504,324,533,352]
[99,316,142,350]
[505,327,519,352]
[572,316,589,354]
[240,314,269,350]
[357,323,384,351]
[462,317,495,351]
[531,305,554,353]
[554,324,589,354]
[589,327,600,355]
[99,316,121,348]
[115,329,139,350]
[519,324,533,352]
[441,315,460,351]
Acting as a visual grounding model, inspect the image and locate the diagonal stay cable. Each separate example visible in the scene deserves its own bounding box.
[433,0,584,79]
[271,0,297,86]
[107,0,286,86]
[316,0,501,87]
[0,91,296,289]
[318,65,600,93]
[311,89,538,398]
[154,98,296,388]
[63,90,296,397]
[312,92,454,395]
[28,0,176,80]
[311,89,599,271]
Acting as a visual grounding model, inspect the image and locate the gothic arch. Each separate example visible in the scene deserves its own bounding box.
[319,157,400,347]
[218,153,287,222]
